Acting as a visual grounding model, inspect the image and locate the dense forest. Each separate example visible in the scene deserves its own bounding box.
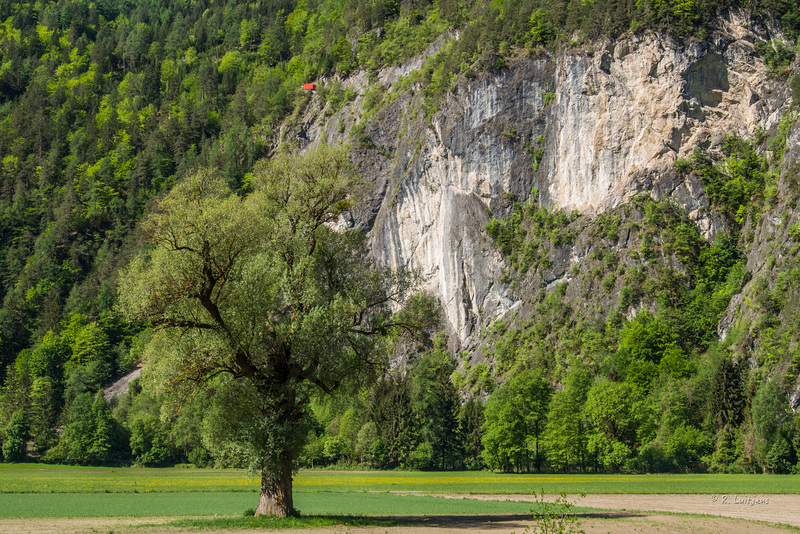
[1,0,800,476]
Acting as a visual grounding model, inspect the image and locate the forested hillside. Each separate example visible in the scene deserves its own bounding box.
[2,0,800,475]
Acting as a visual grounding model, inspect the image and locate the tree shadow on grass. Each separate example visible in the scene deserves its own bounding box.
[390,512,647,530]
[166,515,410,530]
[167,512,648,531]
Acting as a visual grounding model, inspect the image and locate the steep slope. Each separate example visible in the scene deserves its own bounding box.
[543,11,781,214]
[289,9,794,352]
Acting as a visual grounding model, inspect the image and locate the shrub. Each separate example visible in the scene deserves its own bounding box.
[527,490,585,534]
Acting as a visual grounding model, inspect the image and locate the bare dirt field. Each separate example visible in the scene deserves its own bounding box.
[2,494,799,534]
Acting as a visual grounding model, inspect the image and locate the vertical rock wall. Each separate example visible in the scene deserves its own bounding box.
[295,10,788,348]
[542,16,778,214]
[369,61,553,347]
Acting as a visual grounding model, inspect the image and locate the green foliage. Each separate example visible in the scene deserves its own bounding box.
[526,491,586,534]
[751,380,791,472]
[459,398,486,470]
[2,410,27,462]
[674,158,692,176]
[354,421,381,466]
[320,81,357,115]
[755,40,796,77]
[708,356,745,432]
[130,415,173,466]
[767,111,798,162]
[411,339,463,470]
[369,375,420,468]
[28,332,69,381]
[29,376,61,454]
[617,310,677,364]
[43,392,124,466]
[529,10,554,45]
[360,9,449,70]
[658,346,696,380]
[482,369,552,472]
[595,214,620,241]
[291,338,477,472]
[662,424,711,472]
[544,367,590,472]
[485,190,579,276]
[479,187,761,473]
[585,381,656,471]
[408,440,435,469]
[690,135,766,225]
[792,74,800,108]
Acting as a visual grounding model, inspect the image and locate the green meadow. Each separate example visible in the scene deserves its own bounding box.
[1,464,798,519]
[0,491,548,519]
[2,464,800,495]
[293,471,800,495]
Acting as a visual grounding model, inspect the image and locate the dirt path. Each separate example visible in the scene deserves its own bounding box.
[2,494,799,534]
[0,513,796,534]
[438,493,800,528]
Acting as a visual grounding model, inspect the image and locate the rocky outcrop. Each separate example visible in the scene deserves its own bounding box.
[289,9,791,348]
[542,11,785,218]
[103,365,142,402]
[368,59,554,347]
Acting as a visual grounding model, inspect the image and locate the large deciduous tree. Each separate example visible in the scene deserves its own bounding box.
[118,144,435,517]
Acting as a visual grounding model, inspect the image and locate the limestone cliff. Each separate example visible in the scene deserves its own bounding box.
[287,9,795,351]
[542,12,783,216]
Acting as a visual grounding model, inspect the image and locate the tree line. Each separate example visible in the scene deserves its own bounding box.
[4,317,796,477]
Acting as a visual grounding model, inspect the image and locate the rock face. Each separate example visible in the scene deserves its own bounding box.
[368,60,554,347]
[292,10,790,348]
[542,13,780,216]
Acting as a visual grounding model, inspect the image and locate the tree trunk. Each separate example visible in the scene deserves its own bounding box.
[255,455,294,517]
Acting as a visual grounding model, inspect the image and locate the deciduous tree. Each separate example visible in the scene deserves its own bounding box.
[118,144,435,516]
[482,368,552,472]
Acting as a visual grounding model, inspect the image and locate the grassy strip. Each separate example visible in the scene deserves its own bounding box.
[295,471,800,495]
[294,493,576,516]
[0,463,116,471]
[2,464,800,495]
[166,515,410,530]
[0,464,260,493]
[0,492,256,518]
[0,492,594,519]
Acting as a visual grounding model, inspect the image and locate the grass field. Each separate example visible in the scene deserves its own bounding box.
[2,463,800,495]
[1,464,799,522]
[293,471,800,495]
[0,491,553,518]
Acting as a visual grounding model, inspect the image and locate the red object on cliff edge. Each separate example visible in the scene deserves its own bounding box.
[303,83,316,90]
